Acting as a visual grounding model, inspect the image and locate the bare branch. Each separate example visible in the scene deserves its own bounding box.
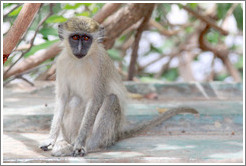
[198,23,241,82]
[4,42,61,79]
[128,4,155,80]
[182,5,229,35]
[149,19,191,36]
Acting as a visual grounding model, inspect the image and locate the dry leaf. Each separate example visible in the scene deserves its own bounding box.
[128,92,144,99]
[157,108,168,113]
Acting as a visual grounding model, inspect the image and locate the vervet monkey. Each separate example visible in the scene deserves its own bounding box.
[39,16,198,157]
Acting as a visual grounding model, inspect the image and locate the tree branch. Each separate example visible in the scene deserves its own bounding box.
[4,4,54,79]
[103,3,156,49]
[3,3,41,63]
[93,3,122,23]
[182,4,229,35]
[198,23,241,82]
[4,42,61,79]
[149,19,191,36]
[127,4,155,80]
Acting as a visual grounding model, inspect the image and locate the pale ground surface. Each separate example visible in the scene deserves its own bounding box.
[2,81,244,163]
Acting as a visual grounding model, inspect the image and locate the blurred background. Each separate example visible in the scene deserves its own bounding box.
[2,3,244,86]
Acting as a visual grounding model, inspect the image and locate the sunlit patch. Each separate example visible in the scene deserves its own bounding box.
[208,151,243,160]
[152,144,196,151]
[100,151,144,158]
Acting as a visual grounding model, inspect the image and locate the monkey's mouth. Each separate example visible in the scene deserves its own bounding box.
[74,53,86,59]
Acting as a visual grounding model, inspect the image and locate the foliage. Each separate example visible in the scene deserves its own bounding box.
[3,3,244,82]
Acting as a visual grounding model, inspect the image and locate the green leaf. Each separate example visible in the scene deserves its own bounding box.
[9,6,22,16]
[46,15,67,23]
[24,39,59,58]
[91,6,99,15]
[82,3,92,7]
[3,3,15,8]
[140,77,160,83]
[215,73,228,81]
[187,3,198,9]
[162,68,178,81]
[52,3,62,14]
[217,3,232,20]
[162,39,175,50]
[206,31,219,44]
[64,3,85,10]
[76,11,91,17]
[185,26,194,33]
[150,44,163,54]
[40,27,58,39]
[233,4,243,30]
[107,49,122,61]
[235,55,243,69]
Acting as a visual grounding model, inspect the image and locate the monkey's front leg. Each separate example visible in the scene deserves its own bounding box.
[40,95,67,151]
[73,100,101,157]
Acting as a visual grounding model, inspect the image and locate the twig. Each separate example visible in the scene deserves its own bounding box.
[149,19,191,36]
[128,4,155,80]
[3,75,34,87]
[3,61,54,86]
[207,55,216,81]
[138,54,168,72]
[198,23,241,82]
[4,4,54,78]
[3,4,23,19]
[181,4,229,35]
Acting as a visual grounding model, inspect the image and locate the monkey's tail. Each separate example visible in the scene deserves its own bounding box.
[119,107,198,139]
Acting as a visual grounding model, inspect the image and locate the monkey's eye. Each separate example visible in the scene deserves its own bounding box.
[72,35,79,40]
[83,35,90,41]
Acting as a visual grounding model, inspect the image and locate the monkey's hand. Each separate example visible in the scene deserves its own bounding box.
[72,140,86,157]
[39,138,55,151]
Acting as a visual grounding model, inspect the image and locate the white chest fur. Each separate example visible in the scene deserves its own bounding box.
[56,53,96,101]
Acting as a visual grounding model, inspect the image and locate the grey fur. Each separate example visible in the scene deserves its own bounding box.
[39,16,198,157]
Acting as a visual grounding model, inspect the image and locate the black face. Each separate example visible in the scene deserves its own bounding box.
[68,33,93,59]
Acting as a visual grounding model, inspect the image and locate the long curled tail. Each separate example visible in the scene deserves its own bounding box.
[119,107,198,140]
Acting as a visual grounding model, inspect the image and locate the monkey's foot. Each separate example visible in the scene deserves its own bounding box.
[72,147,86,157]
[39,138,54,151]
[51,140,73,157]
[40,144,51,151]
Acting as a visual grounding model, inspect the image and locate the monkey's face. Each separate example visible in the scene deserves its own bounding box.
[68,33,93,59]
[58,16,104,59]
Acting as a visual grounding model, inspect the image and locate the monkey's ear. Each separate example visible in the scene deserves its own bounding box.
[98,25,105,43]
[58,24,64,40]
